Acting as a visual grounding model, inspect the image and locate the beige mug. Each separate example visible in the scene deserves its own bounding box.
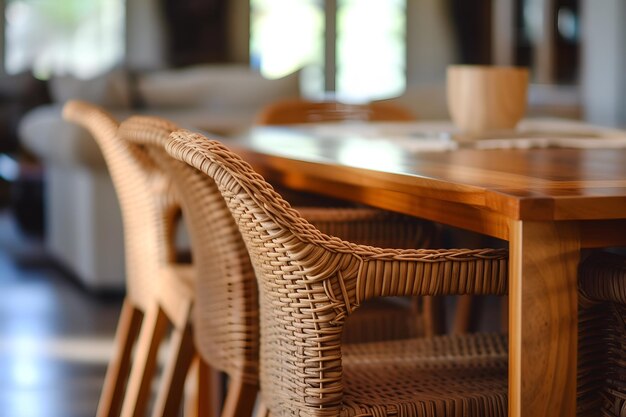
[447,65,529,135]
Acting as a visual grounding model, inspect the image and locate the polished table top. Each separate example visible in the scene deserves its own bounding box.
[224,120,626,417]
[229,120,626,245]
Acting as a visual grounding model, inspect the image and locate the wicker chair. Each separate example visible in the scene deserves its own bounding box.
[165,129,622,417]
[162,129,517,417]
[63,101,196,417]
[118,115,445,417]
[256,97,485,335]
[579,251,626,417]
[255,98,415,125]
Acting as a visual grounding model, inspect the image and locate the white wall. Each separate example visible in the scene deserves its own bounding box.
[405,0,458,86]
[581,0,626,127]
[125,0,168,70]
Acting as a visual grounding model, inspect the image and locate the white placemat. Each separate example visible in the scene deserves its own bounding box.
[303,119,626,152]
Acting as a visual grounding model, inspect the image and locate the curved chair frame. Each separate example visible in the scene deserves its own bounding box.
[63,101,195,417]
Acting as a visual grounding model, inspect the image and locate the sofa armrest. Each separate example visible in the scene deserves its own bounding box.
[19,104,110,169]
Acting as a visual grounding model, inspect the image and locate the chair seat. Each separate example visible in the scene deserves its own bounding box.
[341,333,508,417]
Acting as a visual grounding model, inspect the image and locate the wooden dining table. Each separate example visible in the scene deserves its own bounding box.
[223,120,626,417]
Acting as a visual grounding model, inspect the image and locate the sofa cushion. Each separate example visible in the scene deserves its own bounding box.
[145,107,259,137]
[49,69,132,107]
[137,64,300,111]
[19,105,108,169]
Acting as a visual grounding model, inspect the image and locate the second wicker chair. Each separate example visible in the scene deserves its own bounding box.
[165,129,512,417]
[63,101,196,417]
[578,251,626,417]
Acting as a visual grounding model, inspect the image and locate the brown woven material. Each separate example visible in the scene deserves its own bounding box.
[341,333,508,417]
[120,114,259,383]
[256,98,415,125]
[62,101,196,416]
[579,252,626,417]
[165,129,510,417]
[118,116,438,385]
[62,101,184,314]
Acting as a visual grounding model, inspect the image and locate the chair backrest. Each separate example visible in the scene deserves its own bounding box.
[165,129,508,417]
[255,98,415,125]
[63,101,179,312]
[578,252,626,415]
[118,116,259,384]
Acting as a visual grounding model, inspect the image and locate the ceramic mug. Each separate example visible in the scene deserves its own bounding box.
[447,65,529,135]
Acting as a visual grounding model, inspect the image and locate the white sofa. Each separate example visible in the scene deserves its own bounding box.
[19,65,300,290]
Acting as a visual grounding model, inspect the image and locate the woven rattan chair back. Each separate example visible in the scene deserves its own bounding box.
[63,101,178,312]
[63,101,193,417]
[579,252,626,417]
[256,98,415,125]
[119,116,259,385]
[165,130,509,417]
[119,115,440,384]
[255,96,462,337]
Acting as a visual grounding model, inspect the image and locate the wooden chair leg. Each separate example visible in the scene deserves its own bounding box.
[501,295,509,333]
[452,295,484,334]
[120,304,170,417]
[423,296,446,336]
[194,359,222,417]
[221,379,257,417]
[183,359,199,417]
[151,324,195,417]
[253,397,270,417]
[97,298,143,417]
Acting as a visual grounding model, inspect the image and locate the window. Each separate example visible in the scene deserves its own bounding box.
[336,0,406,101]
[250,0,325,98]
[5,0,125,79]
[250,0,406,102]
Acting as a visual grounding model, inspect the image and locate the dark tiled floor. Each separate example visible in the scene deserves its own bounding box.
[0,210,122,417]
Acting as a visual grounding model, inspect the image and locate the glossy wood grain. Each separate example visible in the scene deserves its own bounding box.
[231,125,626,239]
[223,121,626,417]
[509,221,579,417]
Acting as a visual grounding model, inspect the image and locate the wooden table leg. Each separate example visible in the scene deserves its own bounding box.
[508,220,579,417]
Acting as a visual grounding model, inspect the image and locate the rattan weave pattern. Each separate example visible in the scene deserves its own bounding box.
[118,115,440,383]
[165,129,510,417]
[340,334,507,417]
[63,101,180,313]
[579,252,626,417]
[63,101,195,417]
[119,115,259,383]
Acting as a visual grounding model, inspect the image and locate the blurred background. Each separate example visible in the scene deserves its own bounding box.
[0,1,624,416]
